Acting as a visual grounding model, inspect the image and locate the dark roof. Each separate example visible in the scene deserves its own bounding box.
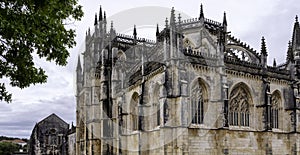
[37,113,68,126]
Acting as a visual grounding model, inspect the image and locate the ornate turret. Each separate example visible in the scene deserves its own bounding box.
[178,13,182,24]
[133,25,137,44]
[103,11,107,34]
[273,58,277,67]
[223,12,227,27]
[199,4,204,20]
[94,13,98,26]
[133,25,137,37]
[156,24,159,37]
[170,7,176,28]
[292,16,300,50]
[223,12,227,33]
[156,24,159,42]
[177,13,183,45]
[260,36,268,67]
[133,25,137,59]
[292,16,300,67]
[109,21,116,39]
[169,7,178,60]
[165,17,169,29]
[261,37,267,56]
[99,6,103,21]
[94,13,99,37]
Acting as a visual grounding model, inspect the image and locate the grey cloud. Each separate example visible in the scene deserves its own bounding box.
[0,94,75,138]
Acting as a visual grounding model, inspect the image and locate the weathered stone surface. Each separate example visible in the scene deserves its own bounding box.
[76,5,300,155]
[29,114,69,155]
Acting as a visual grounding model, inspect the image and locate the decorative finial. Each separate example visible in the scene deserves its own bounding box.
[133,25,137,36]
[110,21,113,29]
[156,24,159,36]
[99,6,103,21]
[94,13,98,25]
[170,7,176,26]
[273,58,277,67]
[223,12,227,26]
[178,13,182,24]
[261,36,267,56]
[165,18,169,28]
[199,3,204,20]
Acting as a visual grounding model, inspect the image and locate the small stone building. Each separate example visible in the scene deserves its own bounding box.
[29,113,69,155]
[76,5,300,155]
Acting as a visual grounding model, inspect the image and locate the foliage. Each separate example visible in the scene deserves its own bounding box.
[0,142,19,155]
[0,136,28,142]
[0,0,84,102]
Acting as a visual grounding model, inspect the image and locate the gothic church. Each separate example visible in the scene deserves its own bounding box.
[76,5,300,155]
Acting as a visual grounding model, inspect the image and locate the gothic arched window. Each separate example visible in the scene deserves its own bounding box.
[229,83,251,127]
[271,91,281,129]
[130,92,139,131]
[190,78,207,125]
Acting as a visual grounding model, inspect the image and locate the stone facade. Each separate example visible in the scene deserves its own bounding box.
[29,114,69,155]
[76,5,300,155]
[68,124,76,155]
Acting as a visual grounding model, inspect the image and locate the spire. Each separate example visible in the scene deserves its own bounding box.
[223,12,227,26]
[156,24,159,36]
[94,13,98,25]
[170,7,176,26]
[76,56,82,71]
[199,4,204,20]
[261,36,267,56]
[133,25,137,36]
[103,11,107,34]
[260,37,268,68]
[273,58,277,67]
[292,15,300,50]
[99,6,103,21]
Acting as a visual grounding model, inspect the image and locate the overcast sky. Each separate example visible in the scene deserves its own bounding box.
[0,0,299,138]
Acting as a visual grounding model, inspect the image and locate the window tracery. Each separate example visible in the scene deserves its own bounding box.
[271,91,281,129]
[190,78,207,125]
[229,84,250,127]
